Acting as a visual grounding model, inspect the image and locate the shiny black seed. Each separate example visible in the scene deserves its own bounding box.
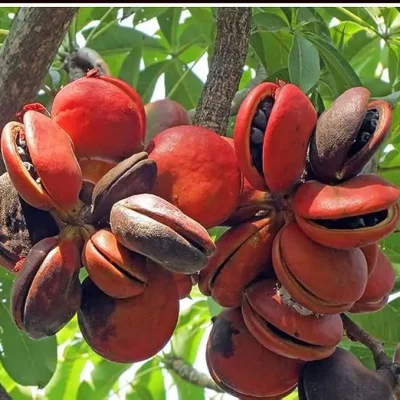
[252,109,267,130]
[259,99,274,119]
[359,131,372,144]
[251,126,264,145]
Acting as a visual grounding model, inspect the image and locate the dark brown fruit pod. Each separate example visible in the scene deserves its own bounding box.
[11,229,82,339]
[91,152,157,223]
[242,279,343,361]
[110,193,216,274]
[198,213,284,307]
[0,172,59,272]
[298,347,395,399]
[206,308,303,398]
[309,87,392,183]
[78,262,179,363]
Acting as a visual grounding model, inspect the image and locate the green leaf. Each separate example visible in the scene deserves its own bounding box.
[129,358,165,400]
[137,61,168,104]
[289,33,320,93]
[170,371,205,400]
[157,8,182,50]
[164,58,204,109]
[302,32,362,96]
[207,297,223,318]
[294,7,318,28]
[171,300,209,364]
[361,77,391,97]
[118,44,143,89]
[252,12,289,32]
[133,7,169,25]
[77,359,132,400]
[0,270,57,387]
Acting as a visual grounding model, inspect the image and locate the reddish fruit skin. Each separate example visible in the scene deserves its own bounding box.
[146,125,241,228]
[52,75,144,161]
[234,82,317,193]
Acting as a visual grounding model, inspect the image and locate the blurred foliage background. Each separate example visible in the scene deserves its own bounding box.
[1,6,400,400]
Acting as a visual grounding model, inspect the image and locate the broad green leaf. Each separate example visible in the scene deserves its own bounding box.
[266,68,290,83]
[157,8,182,50]
[133,7,169,25]
[302,32,361,96]
[137,61,168,103]
[349,297,400,346]
[361,77,391,97]
[250,30,291,74]
[289,33,320,93]
[208,226,230,242]
[102,52,130,77]
[170,371,205,400]
[381,233,400,265]
[381,7,399,29]
[280,7,294,26]
[321,7,377,31]
[207,297,223,318]
[252,12,289,32]
[0,270,57,387]
[164,58,204,109]
[171,300,209,364]
[128,358,165,400]
[310,89,326,115]
[294,7,317,27]
[126,385,153,400]
[388,46,400,88]
[77,359,132,400]
[89,25,164,54]
[178,18,210,48]
[121,7,138,21]
[119,44,143,88]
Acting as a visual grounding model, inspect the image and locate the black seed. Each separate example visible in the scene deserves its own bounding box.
[359,131,372,144]
[250,126,264,145]
[252,109,267,130]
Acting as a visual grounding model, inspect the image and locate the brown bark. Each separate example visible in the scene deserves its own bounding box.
[193,8,252,135]
[0,7,78,173]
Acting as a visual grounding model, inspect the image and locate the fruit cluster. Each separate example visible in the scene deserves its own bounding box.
[0,69,399,399]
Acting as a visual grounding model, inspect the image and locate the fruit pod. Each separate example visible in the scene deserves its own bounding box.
[78,262,179,363]
[298,347,395,399]
[272,222,368,315]
[350,250,395,313]
[110,193,216,274]
[144,99,192,144]
[10,231,82,339]
[1,109,83,213]
[0,172,59,272]
[198,214,284,307]
[83,229,149,299]
[292,174,400,249]
[172,272,193,299]
[146,125,242,228]
[309,87,392,183]
[206,307,303,398]
[51,69,146,161]
[242,279,343,361]
[233,82,317,193]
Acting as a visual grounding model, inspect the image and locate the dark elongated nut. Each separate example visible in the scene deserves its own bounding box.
[11,231,82,339]
[110,194,216,274]
[91,152,157,223]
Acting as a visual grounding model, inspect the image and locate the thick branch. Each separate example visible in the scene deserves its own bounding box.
[341,314,391,369]
[162,354,223,393]
[193,8,252,135]
[0,7,78,173]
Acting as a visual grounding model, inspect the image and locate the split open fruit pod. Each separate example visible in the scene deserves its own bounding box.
[350,249,395,313]
[242,279,343,361]
[198,214,284,307]
[52,69,146,161]
[309,87,392,183]
[272,222,368,315]
[78,263,179,363]
[292,174,400,249]
[206,307,303,398]
[110,193,216,274]
[1,109,83,214]
[233,82,317,193]
[83,229,148,299]
[146,125,242,228]
[11,230,82,339]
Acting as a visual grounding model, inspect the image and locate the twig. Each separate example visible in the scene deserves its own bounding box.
[193,7,252,135]
[0,7,78,173]
[341,313,391,369]
[162,354,223,393]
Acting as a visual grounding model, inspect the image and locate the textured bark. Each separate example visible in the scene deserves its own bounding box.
[0,7,78,173]
[194,8,252,135]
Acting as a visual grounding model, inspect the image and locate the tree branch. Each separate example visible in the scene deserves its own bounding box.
[193,7,252,135]
[0,383,11,400]
[162,354,223,393]
[0,7,78,173]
